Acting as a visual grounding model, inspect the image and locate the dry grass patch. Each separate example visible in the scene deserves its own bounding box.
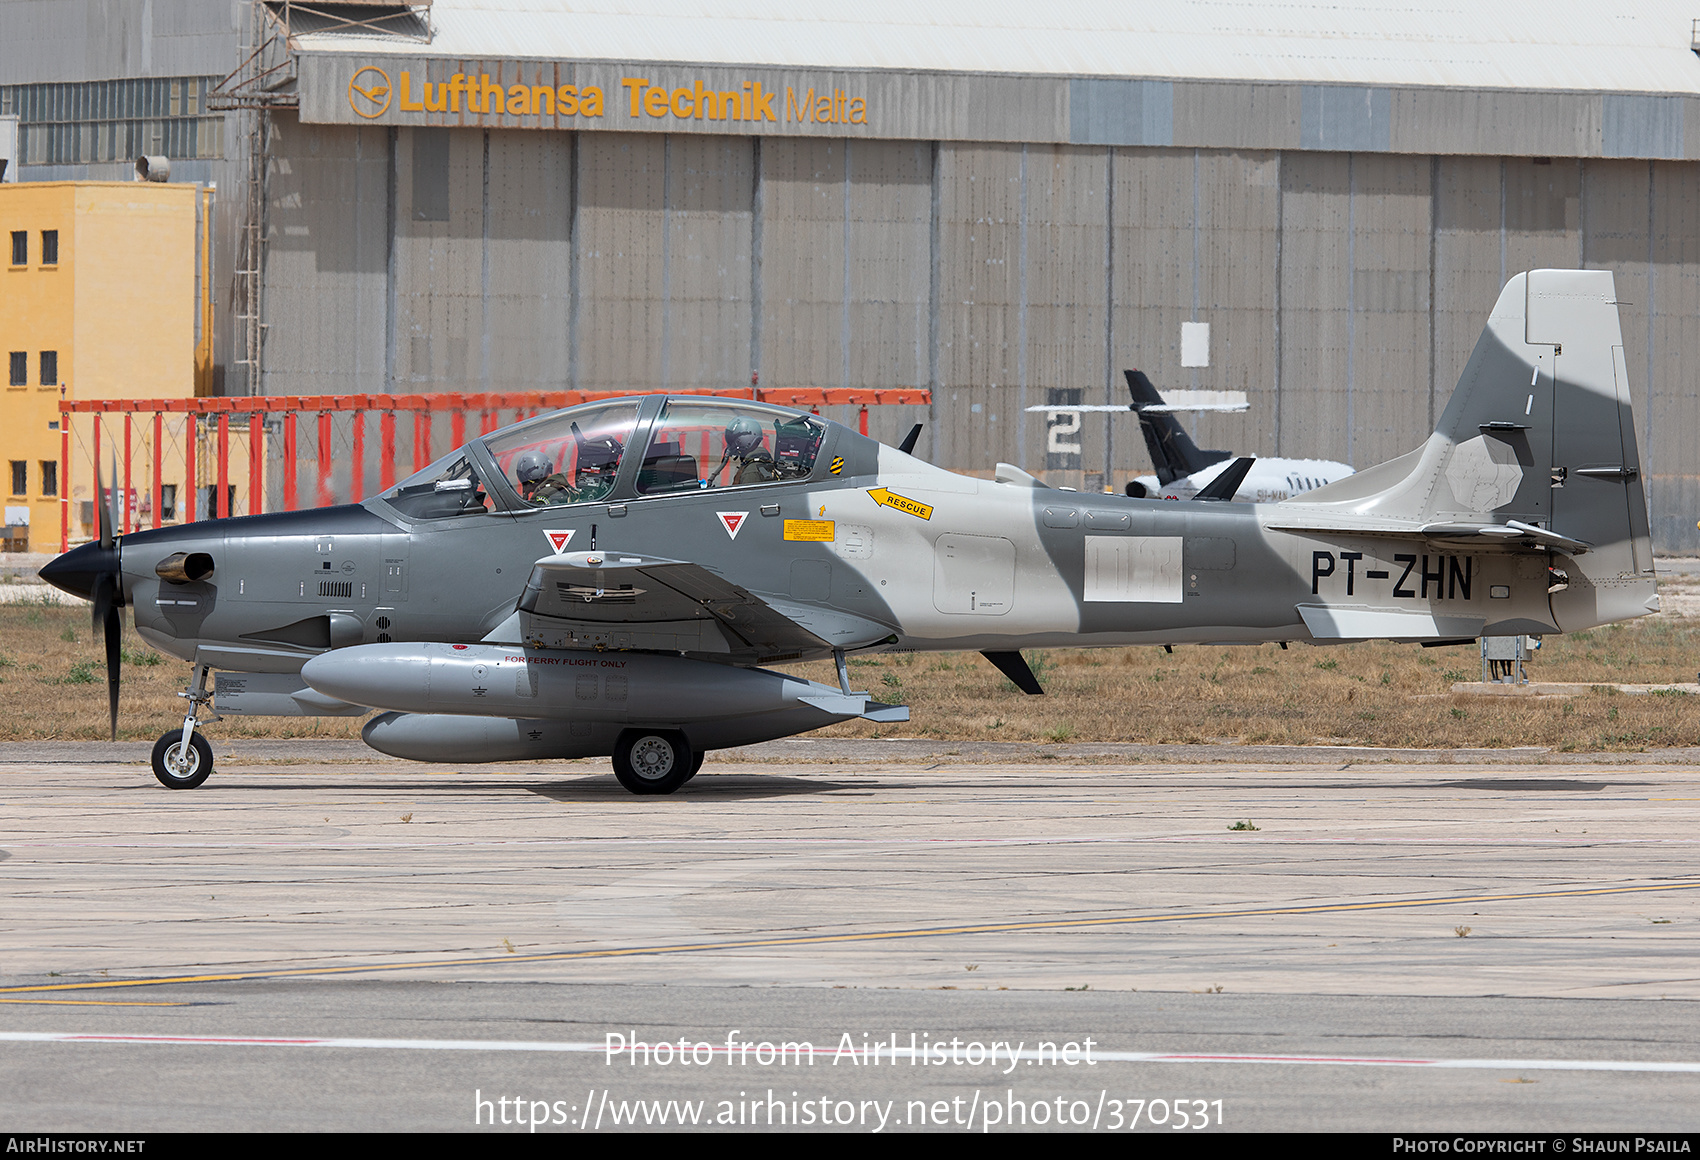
[5,598,1698,750]
[0,599,365,742]
[778,618,1700,751]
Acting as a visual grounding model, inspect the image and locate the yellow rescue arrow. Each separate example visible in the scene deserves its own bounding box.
[867,487,933,520]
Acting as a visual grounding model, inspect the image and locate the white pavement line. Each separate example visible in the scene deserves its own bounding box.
[4,1032,1699,1072]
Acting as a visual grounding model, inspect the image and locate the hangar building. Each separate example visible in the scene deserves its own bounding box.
[4,1,1700,548]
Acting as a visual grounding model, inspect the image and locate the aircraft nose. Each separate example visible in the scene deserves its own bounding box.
[39,540,119,603]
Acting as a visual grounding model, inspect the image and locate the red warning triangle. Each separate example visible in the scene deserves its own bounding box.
[716,511,749,540]
[543,529,575,553]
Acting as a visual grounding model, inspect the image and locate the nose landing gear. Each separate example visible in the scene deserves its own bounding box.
[151,728,213,789]
[152,664,215,789]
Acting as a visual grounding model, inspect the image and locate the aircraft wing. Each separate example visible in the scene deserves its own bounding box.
[1264,516,1591,554]
[514,551,891,663]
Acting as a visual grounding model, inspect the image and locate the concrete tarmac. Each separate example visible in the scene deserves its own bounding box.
[3,742,1699,1132]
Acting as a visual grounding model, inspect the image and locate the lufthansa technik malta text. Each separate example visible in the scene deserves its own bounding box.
[358,70,866,125]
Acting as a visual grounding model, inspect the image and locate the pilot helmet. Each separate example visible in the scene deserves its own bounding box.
[513,450,553,485]
[724,416,764,457]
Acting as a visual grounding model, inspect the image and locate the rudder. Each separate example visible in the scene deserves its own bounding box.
[1527,271,1656,628]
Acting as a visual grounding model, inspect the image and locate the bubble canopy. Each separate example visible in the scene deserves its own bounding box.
[376,395,831,520]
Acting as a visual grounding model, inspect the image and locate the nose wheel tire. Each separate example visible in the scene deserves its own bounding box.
[151,729,214,789]
[611,729,693,796]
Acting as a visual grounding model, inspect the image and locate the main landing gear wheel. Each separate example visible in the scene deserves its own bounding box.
[151,728,213,789]
[611,729,693,796]
[686,750,706,781]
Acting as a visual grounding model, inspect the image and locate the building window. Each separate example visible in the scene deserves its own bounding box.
[41,230,57,265]
[9,461,25,497]
[2,77,225,166]
[39,351,57,386]
[9,231,24,266]
[7,352,24,386]
[41,460,58,498]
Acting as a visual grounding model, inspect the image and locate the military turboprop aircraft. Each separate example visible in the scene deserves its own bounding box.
[41,270,1656,795]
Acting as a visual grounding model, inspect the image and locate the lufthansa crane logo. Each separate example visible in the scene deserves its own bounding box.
[348,67,392,118]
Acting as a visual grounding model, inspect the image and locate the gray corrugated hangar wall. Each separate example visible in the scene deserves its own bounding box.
[260,114,1700,551]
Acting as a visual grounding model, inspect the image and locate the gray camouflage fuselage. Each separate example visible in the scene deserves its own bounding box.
[70,270,1655,764]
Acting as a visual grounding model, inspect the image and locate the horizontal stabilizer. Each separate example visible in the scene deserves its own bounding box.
[1135,389,1249,413]
[1297,604,1484,641]
[1025,404,1136,413]
[1265,516,1591,554]
[1024,403,1248,415]
[1417,520,1592,554]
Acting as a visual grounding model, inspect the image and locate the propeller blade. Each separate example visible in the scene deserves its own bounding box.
[102,582,122,741]
[107,453,122,543]
[89,571,123,740]
[89,453,124,738]
[96,454,116,550]
[89,568,108,644]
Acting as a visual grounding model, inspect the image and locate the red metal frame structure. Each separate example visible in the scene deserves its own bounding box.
[56,387,929,552]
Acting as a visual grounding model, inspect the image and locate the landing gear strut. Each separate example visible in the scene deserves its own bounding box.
[152,665,214,789]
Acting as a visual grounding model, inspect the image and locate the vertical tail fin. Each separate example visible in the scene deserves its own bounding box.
[1294,270,1655,630]
[1124,369,1232,484]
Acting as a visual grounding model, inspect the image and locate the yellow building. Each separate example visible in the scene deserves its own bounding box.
[1,180,212,551]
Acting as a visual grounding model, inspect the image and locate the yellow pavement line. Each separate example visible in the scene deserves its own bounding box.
[0,998,191,1006]
[4,879,1697,996]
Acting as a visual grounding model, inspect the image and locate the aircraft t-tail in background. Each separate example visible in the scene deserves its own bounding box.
[1120,369,1356,503]
[42,271,1656,796]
